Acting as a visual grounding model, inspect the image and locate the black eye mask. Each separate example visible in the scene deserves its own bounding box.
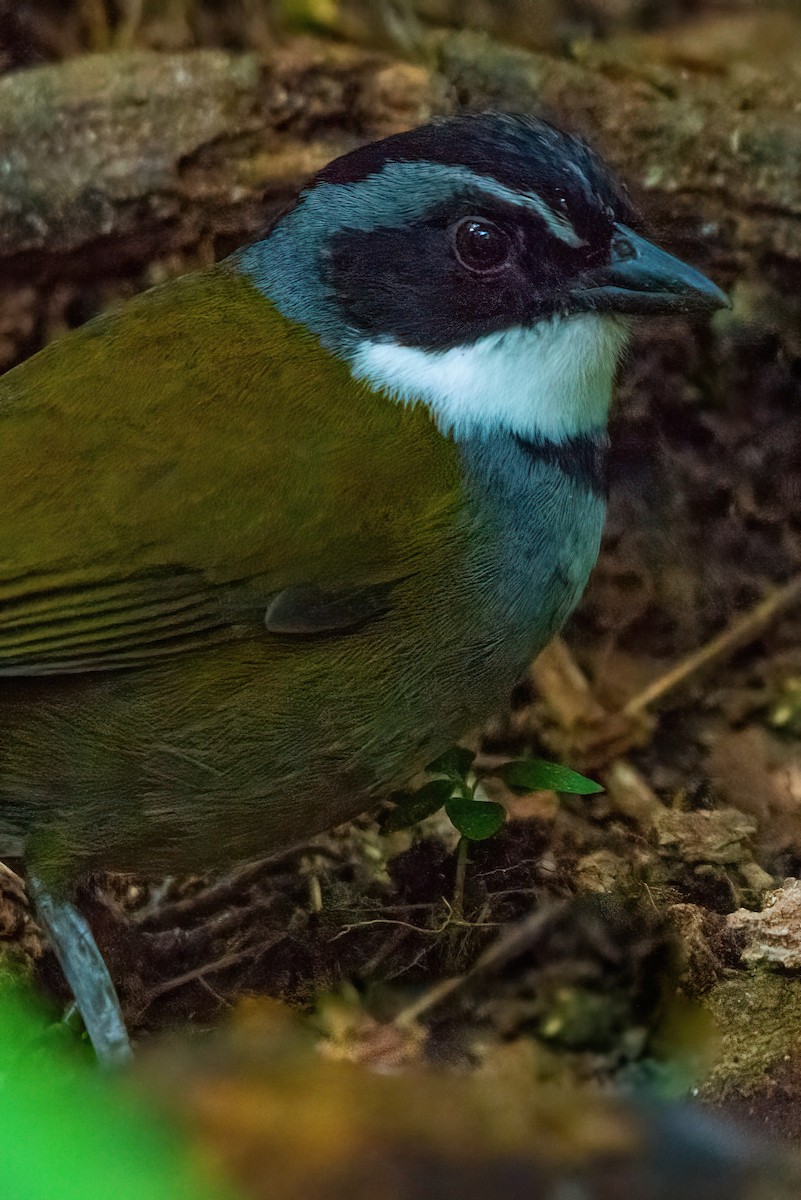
[326,192,617,351]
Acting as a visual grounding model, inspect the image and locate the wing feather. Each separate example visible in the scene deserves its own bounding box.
[0,264,460,675]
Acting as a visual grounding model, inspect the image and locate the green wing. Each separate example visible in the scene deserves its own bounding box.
[0,265,460,675]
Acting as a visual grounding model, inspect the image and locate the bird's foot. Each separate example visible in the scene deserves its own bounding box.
[28,874,132,1067]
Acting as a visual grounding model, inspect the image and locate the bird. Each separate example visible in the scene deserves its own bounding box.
[0,112,727,1062]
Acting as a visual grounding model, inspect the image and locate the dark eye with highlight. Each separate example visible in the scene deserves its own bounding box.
[452,217,511,273]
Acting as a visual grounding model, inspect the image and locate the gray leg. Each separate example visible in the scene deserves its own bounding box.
[29,874,132,1066]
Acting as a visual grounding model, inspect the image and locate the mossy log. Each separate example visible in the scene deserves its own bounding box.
[1,25,801,290]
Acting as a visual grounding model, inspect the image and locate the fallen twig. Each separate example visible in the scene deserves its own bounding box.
[530,637,664,817]
[622,573,801,718]
[393,900,569,1027]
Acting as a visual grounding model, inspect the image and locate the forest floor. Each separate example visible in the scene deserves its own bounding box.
[3,2,801,1197]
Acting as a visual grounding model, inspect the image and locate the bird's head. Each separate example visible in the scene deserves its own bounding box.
[238,112,727,444]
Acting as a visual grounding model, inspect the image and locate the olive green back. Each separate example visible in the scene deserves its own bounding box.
[0,264,462,673]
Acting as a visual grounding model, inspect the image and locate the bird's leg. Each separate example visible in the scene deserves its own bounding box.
[28,874,132,1067]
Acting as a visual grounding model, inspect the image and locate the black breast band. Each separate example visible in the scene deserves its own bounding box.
[513,432,609,497]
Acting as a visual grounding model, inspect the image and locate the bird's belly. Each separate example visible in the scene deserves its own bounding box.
[0,489,604,881]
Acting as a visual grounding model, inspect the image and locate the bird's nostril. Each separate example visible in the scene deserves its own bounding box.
[613,234,638,262]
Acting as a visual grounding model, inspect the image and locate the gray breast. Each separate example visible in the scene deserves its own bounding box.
[458,429,607,670]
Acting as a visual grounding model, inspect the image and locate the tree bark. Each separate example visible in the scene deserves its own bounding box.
[1,24,800,301]
[0,43,435,275]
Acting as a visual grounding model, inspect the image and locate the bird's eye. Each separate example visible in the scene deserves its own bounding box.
[452,218,511,273]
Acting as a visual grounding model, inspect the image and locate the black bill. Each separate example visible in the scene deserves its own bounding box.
[572,224,729,316]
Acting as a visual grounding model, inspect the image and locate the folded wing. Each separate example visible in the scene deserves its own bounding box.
[0,265,459,675]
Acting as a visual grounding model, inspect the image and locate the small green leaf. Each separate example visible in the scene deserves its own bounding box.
[496,759,604,796]
[445,797,506,841]
[426,746,476,780]
[382,779,457,833]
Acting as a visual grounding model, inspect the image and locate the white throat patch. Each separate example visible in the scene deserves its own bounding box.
[350,315,629,444]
